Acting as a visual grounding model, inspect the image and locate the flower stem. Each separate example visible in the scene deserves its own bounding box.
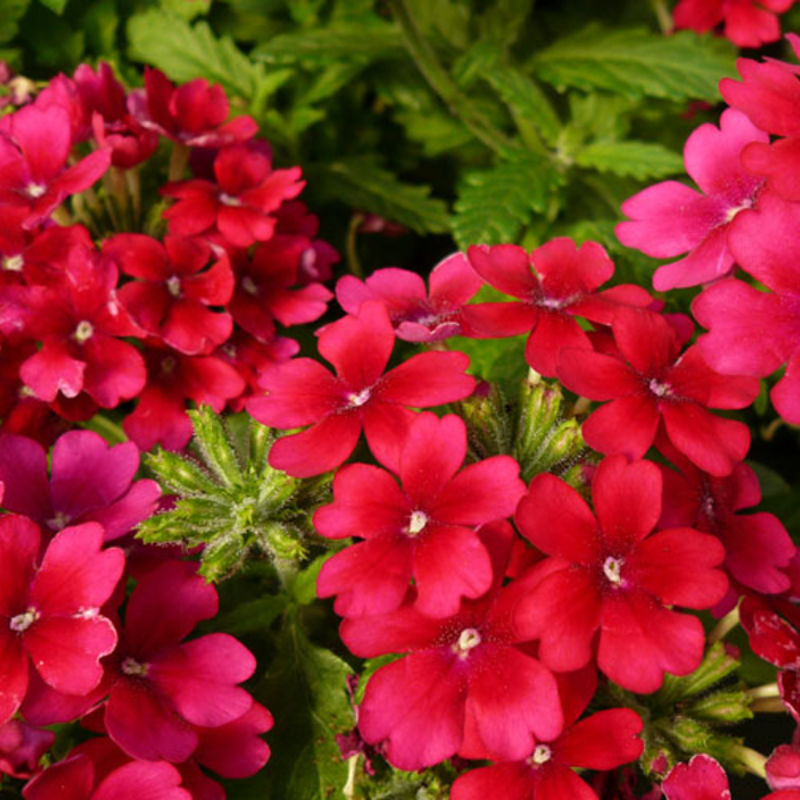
[708,604,740,644]
[746,682,780,700]
[750,697,787,713]
[346,213,364,279]
[343,754,360,799]
[168,143,190,183]
[730,745,767,778]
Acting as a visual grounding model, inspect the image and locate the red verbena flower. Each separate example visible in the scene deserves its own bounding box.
[514,456,729,692]
[673,0,794,48]
[248,301,476,477]
[661,754,732,800]
[315,411,525,618]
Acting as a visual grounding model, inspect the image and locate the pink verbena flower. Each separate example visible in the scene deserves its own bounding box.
[336,253,483,342]
[315,412,525,618]
[557,307,759,476]
[514,456,729,693]
[103,560,257,762]
[0,719,54,778]
[673,0,795,48]
[657,440,794,605]
[768,741,800,791]
[248,301,476,477]
[616,109,767,290]
[461,239,651,376]
[661,754,732,800]
[340,522,564,770]
[0,515,124,724]
[0,430,160,542]
[105,234,234,355]
[162,142,305,248]
[451,707,643,800]
[128,68,257,148]
[721,35,800,201]
[693,191,800,424]
[0,104,110,227]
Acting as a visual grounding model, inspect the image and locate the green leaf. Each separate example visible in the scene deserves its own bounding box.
[289,553,334,606]
[252,21,404,64]
[484,67,561,146]
[449,334,528,387]
[212,593,287,636]
[262,615,354,800]
[393,108,473,157]
[532,26,736,102]
[354,654,405,704]
[452,153,561,248]
[159,0,210,20]
[37,0,66,14]
[575,140,683,179]
[127,11,267,100]
[313,157,451,234]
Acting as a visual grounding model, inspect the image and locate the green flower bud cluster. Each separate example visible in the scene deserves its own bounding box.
[137,406,331,581]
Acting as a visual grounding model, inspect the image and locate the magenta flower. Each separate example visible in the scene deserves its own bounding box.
[341,522,563,770]
[0,430,160,542]
[315,412,525,618]
[275,199,340,284]
[103,560,257,762]
[128,68,257,148]
[228,235,332,344]
[248,301,476,477]
[451,707,643,800]
[557,307,759,476]
[661,755,732,800]
[123,343,245,452]
[461,238,650,376]
[162,142,305,248]
[23,752,190,800]
[514,456,728,692]
[0,515,124,724]
[768,743,800,791]
[616,109,767,291]
[657,441,794,605]
[693,191,800,424]
[673,0,794,48]
[105,234,234,355]
[0,104,110,227]
[0,719,54,779]
[336,252,483,342]
[0,242,146,409]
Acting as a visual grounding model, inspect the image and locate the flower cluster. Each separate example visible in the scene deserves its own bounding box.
[0,62,337,452]
[0,429,270,797]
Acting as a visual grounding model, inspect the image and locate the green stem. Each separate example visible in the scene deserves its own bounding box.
[80,414,127,445]
[168,143,191,183]
[746,682,780,700]
[730,745,767,779]
[652,0,672,33]
[343,754,360,799]
[750,697,788,714]
[388,0,514,156]
[708,604,740,644]
[345,213,364,279]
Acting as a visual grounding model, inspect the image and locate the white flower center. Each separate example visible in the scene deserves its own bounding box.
[603,556,624,586]
[725,199,753,223]
[46,511,71,531]
[241,276,259,296]
[530,744,552,766]
[166,276,181,298]
[26,183,46,199]
[301,248,317,270]
[453,627,481,658]
[121,657,149,677]
[219,192,241,207]
[2,254,23,272]
[346,389,371,409]
[9,608,39,633]
[648,378,670,398]
[406,510,428,537]
[73,320,94,344]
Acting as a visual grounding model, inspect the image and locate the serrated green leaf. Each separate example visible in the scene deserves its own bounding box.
[127,11,267,100]
[575,140,683,179]
[452,153,561,248]
[212,593,287,636]
[394,108,472,157]
[313,157,450,234]
[484,67,561,146]
[453,39,503,90]
[301,60,366,104]
[159,0,210,20]
[449,334,529,387]
[262,614,354,800]
[37,0,66,14]
[252,21,404,64]
[354,653,405,704]
[289,553,334,606]
[532,26,736,101]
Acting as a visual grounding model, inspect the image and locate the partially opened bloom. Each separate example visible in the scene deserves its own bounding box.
[162,142,305,248]
[105,234,234,355]
[557,308,759,476]
[0,430,160,541]
[617,109,767,291]
[341,522,563,770]
[0,719,54,778]
[768,742,800,791]
[693,191,800,424]
[315,412,525,618]
[514,456,728,692]
[673,0,795,48]
[336,252,483,342]
[0,515,124,724]
[461,239,650,376]
[661,754,732,800]
[248,301,475,476]
[451,706,643,800]
[103,560,257,762]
